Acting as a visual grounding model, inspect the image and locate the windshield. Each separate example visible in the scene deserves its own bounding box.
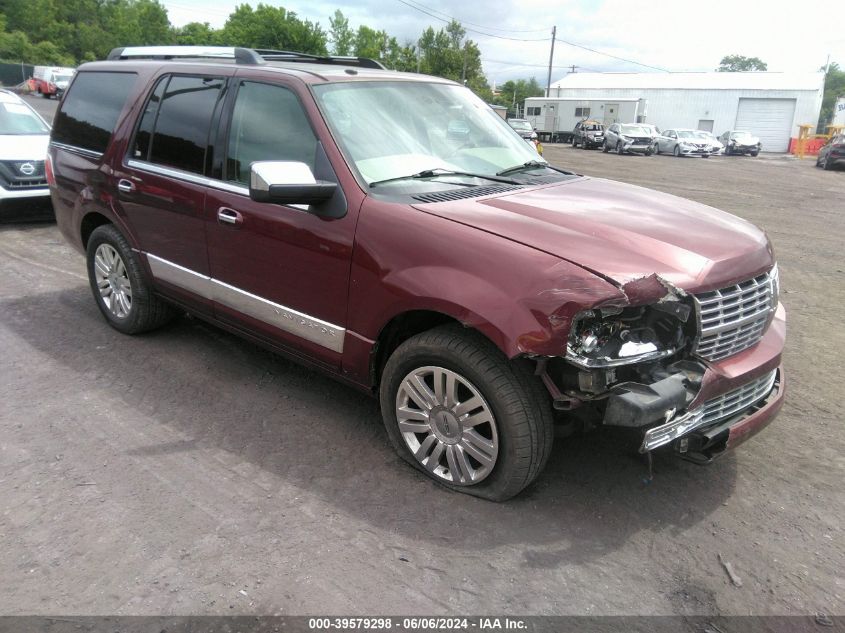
[55,74,73,82]
[508,120,532,131]
[694,131,712,138]
[620,125,649,135]
[731,131,753,139]
[584,123,603,131]
[677,130,699,139]
[0,101,49,135]
[314,81,544,187]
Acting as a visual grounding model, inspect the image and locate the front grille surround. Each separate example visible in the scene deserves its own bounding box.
[693,266,778,362]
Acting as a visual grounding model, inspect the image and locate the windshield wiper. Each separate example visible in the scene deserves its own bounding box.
[369,168,521,188]
[496,161,572,177]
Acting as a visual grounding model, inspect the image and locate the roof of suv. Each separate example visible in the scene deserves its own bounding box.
[82,46,456,85]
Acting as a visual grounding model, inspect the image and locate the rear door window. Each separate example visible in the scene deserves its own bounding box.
[141,75,225,175]
[52,71,137,154]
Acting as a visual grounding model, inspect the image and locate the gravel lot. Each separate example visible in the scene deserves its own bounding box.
[1,123,843,616]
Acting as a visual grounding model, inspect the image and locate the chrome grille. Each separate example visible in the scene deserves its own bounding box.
[694,266,778,361]
[701,369,777,426]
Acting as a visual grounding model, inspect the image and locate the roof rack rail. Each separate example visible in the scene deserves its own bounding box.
[251,49,385,70]
[107,46,263,64]
[106,46,385,70]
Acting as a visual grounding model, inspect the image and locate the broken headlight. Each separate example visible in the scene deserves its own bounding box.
[566,303,691,369]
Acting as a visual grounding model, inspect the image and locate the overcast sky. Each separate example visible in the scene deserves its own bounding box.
[161,0,844,85]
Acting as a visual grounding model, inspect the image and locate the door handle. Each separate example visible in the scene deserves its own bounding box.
[217,207,243,227]
[117,179,135,194]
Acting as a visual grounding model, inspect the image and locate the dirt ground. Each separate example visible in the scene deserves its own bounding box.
[0,140,843,616]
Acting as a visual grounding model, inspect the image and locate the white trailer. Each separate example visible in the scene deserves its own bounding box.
[523,97,643,142]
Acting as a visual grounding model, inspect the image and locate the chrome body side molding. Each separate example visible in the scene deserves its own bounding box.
[145,253,345,353]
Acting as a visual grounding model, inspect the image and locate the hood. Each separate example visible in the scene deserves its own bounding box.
[732,136,760,145]
[414,176,773,292]
[0,134,49,161]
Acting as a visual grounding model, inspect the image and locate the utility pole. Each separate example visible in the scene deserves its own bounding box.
[461,43,467,85]
[545,25,556,97]
[417,39,422,74]
[569,65,577,74]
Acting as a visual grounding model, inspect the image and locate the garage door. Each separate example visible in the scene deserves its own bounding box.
[735,98,796,152]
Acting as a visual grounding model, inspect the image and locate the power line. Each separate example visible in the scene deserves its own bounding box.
[553,36,670,72]
[396,0,550,34]
[395,0,550,42]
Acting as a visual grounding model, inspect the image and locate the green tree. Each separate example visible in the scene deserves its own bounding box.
[353,25,386,60]
[818,61,845,132]
[172,22,216,46]
[417,21,488,90]
[328,9,353,56]
[716,54,768,72]
[218,4,327,54]
[492,78,544,114]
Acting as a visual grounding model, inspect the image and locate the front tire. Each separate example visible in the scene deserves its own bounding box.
[379,325,554,501]
[616,141,624,155]
[86,224,174,334]
[602,140,609,153]
[673,144,681,157]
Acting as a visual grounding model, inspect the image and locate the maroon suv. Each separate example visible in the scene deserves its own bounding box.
[48,46,785,500]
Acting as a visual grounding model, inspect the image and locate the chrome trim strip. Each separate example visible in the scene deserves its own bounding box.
[210,278,344,353]
[146,253,212,298]
[50,142,104,160]
[126,160,249,196]
[144,252,345,353]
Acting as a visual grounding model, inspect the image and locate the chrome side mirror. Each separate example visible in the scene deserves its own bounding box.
[249,161,336,205]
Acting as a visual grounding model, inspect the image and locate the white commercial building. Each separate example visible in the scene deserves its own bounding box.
[534,71,825,152]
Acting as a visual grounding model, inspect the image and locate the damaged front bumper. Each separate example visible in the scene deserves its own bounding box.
[605,303,786,460]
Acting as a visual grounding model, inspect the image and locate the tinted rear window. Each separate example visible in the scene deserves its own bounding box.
[148,75,224,174]
[52,71,137,154]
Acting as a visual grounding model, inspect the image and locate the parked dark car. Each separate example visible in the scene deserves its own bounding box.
[603,123,654,155]
[719,130,761,156]
[816,134,845,170]
[48,46,785,501]
[571,119,605,149]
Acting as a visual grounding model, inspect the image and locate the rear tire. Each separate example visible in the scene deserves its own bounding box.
[379,325,554,501]
[86,224,174,335]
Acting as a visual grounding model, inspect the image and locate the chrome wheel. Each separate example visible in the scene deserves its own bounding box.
[93,243,132,318]
[395,366,498,485]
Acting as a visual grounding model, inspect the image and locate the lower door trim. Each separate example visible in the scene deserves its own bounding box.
[145,252,345,353]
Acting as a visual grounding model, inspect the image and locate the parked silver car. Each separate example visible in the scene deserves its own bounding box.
[718,130,761,156]
[695,130,724,155]
[602,123,654,155]
[655,129,713,157]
